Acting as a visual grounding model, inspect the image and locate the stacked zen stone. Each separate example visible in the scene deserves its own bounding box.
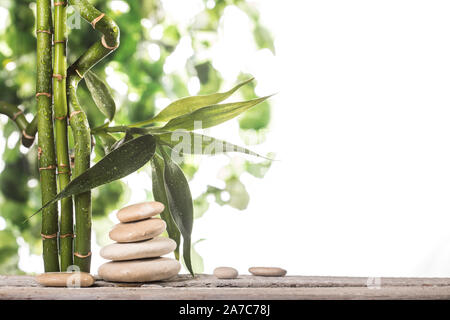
[98,201,181,283]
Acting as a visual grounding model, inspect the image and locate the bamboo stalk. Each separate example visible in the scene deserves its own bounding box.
[0,102,37,147]
[54,0,73,272]
[68,81,91,272]
[36,0,60,272]
[0,101,30,132]
[68,0,120,272]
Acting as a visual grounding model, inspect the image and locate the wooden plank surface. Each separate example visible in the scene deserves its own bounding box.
[1,275,450,300]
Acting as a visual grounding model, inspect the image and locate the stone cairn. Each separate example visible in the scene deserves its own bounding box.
[98,201,181,283]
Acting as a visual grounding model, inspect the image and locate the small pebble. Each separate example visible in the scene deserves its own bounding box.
[117,201,164,223]
[249,267,287,277]
[213,267,238,279]
[109,218,166,243]
[35,272,95,287]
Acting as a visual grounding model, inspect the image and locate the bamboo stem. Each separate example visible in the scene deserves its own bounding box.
[68,80,91,272]
[90,125,129,134]
[0,102,29,131]
[0,101,37,147]
[67,0,120,272]
[90,126,160,135]
[22,116,37,147]
[36,0,60,272]
[54,0,73,272]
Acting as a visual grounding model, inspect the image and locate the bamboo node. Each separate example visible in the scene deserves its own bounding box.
[39,165,56,171]
[12,110,24,121]
[54,115,67,121]
[91,13,105,29]
[22,130,34,140]
[75,69,83,78]
[35,92,52,98]
[41,233,57,239]
[101,36,119,50]
[53,39,67,45]
[52,74,66,81]
[59,233,74,239]
[54,1,66,6]
[69,110,82,119]
[36,30,52,35]
[74,251,92,259]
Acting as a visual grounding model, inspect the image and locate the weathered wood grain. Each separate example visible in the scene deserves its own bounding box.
[1,275,450,300]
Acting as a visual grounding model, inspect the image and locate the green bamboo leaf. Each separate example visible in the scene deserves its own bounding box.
[161,96,272,132]
[150,154,181,259]
[28,135,157,219]
[85,71,116,121]
[156,131,272,160]
[159,147,194,275]
[146,78,254,124]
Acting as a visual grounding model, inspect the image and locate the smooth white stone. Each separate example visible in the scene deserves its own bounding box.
[117,201,165,223]
[100,237,177,261]
[35,272,95,287]
[98,257,181,283]
[109,218,166,243]
[213,267,238,279]
[248,267,287,277]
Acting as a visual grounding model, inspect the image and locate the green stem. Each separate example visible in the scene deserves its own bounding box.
[91,125,162,135]
[0,102,28,131]
[0,101,36,147]
[68,0,120,272]
[37,0,60,272]
[128,118,156,128]
[68,81,91,272]
[23,116,37,147]
[54,1,73,272]
[91,125,129,134]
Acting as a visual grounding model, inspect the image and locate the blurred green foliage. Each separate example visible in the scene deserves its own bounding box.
[0,0,274,273]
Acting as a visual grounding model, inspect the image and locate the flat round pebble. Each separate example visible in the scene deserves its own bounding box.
[249,267,287,277]
[117,201,164,223]
[36,272,95,287]
[100,237,177,261]
[213,267,238,279]
[98,257,181,283]
[109,218,166,243]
